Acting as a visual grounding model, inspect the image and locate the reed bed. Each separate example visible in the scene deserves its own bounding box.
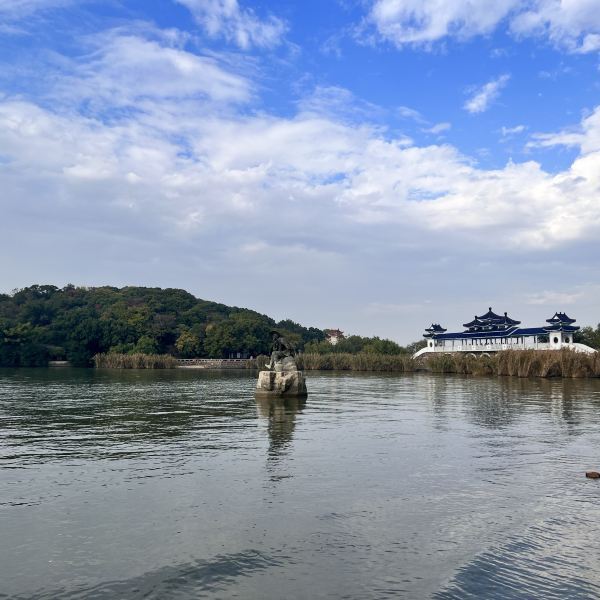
[426,349,600,378]
[246,349,600,377]
[247,353,415,372]
[93,353,178,369]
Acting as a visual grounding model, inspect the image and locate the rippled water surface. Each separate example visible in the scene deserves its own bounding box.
[2,368,600,599]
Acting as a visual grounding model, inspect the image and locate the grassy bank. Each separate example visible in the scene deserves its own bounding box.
[247,350,600,378]
[93,353,178,369]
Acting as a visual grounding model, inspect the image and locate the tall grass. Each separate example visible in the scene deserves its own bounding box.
[247,352,415,372]
[246,349,600,377]
[93,353,178,369]
[427,349,600,378]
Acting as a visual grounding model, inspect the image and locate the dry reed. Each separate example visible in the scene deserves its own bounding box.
[93,353,178,369]
[246,349,600,378]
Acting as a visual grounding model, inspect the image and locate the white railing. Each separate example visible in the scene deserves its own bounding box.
[432,342,552,352]
[414,341,596,358]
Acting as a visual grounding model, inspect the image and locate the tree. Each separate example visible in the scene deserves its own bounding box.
[175,330,202,357]
[404,339,427,355]
[575,325,600,349]
[133,336,159,354]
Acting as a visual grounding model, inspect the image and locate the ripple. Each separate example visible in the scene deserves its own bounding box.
[2,369,600,599]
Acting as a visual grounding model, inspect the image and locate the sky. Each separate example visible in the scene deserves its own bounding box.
[1,0,600,343]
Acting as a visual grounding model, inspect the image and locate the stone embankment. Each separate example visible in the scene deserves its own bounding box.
[176,359,250,369]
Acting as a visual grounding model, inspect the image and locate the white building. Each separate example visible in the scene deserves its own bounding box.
[325,329,344,345]
[414,308,596,358]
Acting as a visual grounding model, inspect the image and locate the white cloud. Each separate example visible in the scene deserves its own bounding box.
[511,0,600,53]
[398,108,451,135]
[297,85,385,124]
[501,124,526,137]
[397,105,425,122]
[528,108,600,154]
[176,0,287,49]
[464,74,510,114]
[424,122,451,134]
[368,0,517,46]
[526,290,584,305]
[57,31,252,107]
[366,0,600,53]
[0,0,72,18]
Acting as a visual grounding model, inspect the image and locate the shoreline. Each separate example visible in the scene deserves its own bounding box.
[28,349,600,378]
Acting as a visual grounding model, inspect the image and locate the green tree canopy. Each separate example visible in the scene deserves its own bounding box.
[0,285,327,366]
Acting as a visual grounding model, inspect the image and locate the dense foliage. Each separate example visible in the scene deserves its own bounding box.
[304,335,409,355]
[575,326,600,350]
[0,285,325,367]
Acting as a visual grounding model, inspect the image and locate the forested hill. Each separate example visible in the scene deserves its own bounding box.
[0,285,326,367]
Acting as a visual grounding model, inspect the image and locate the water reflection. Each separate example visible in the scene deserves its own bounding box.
[0,368,257,465]
[255,397,305,463]
[10,549,282,600]
[3,370,600,599]
[435,513,600,599]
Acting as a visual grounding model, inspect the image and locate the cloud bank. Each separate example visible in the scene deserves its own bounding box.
[368,0,600,53]
[2,30,600,257]
[175,0,287,49]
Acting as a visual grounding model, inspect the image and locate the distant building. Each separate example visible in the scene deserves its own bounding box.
[325,329,344,345]
[415,307,595,357]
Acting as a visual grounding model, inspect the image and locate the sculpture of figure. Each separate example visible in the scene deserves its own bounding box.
[265,330,297,371]
[256,331,307,397]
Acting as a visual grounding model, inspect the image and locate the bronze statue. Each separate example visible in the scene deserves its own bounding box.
[257,330,307,397]
[265,330,297,371]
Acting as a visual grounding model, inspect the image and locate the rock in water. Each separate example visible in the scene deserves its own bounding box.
[274,355,298,372]
[256,370,307,398]
[585,471,600,479]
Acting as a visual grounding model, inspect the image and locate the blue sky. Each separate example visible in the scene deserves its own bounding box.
[1,0,600,342]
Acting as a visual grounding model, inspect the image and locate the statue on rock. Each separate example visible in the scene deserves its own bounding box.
[265,331,298,372]
[256,330,307,398]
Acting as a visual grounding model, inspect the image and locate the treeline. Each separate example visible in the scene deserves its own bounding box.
[0,284,412,368]
[0,285,324,367]
[304,336,423,356]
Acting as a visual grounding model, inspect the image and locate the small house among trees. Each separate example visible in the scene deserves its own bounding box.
[325,329,344,345]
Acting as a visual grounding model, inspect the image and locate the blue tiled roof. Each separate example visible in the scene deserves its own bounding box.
[544,324,580,332]
[478,307,504,320]
[463,308,521,329]
[432,326,547,340]
[424,323,448,338]
[546,312,576,324]
[514,327,547,336]
[425,308,578,340]
[426,323,447,332]
[463,317,486,328]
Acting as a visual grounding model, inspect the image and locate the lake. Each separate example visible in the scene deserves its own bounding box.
[1,368,600,599]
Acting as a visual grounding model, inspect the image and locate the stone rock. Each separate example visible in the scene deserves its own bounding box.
[274,356,298,372]
[585,471,600,479]
[256,370,307,398]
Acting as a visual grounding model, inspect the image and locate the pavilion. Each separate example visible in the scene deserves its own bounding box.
[414,308,595,357]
